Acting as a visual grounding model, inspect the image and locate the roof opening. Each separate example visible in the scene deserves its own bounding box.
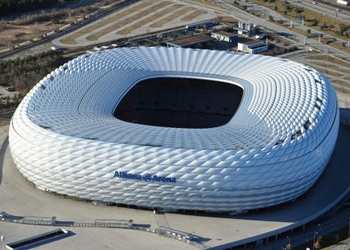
[114,77,243,128]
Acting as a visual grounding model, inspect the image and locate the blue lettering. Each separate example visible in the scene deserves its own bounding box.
[143,174,152,182]
[114,171,177,183]
[114,171,119,178]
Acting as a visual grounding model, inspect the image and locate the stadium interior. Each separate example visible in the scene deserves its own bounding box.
[114,77,243,128]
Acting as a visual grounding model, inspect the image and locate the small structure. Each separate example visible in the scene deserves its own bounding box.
[234,21,256,37]
[166,34,215,48]
[51,45,61,51]
[211,31,238,43]
[186,20,217,30]
[6,228,69,250]
[237,40,268,54]
[337,0,349,5]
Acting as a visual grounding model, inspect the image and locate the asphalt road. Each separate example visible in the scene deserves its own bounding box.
[0,0,140,60]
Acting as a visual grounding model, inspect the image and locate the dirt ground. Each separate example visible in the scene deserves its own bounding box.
[0,2,103,51]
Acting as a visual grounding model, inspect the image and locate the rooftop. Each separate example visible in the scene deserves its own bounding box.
[166,34,214,47]
[212,30,237,37]
[239,39,263,45]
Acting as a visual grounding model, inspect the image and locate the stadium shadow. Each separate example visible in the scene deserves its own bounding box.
[0,137,8,185]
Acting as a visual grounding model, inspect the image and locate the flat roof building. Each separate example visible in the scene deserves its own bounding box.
[234,21,256,37]
[211,31,238,43]
[337,0,349,5]
[185,20,217,29]
[237,39,268,54]
[166,34,215,48]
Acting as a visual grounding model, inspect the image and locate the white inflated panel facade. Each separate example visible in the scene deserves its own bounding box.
[9,47,339,212]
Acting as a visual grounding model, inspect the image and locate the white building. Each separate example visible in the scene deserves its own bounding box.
[237,40,268,54]
[337,0,349,5]
[234,21,256,36]
[9,47,339,213]
[211,31,238,43]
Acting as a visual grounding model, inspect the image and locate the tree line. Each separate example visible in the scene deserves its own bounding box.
[0,0,73,17]
[0,51,67,93]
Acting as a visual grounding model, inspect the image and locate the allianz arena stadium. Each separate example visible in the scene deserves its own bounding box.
[9,47,339,212]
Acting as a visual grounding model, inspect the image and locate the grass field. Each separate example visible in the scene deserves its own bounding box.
[248,0,349,41]
[307,54,350,68]
[0,4,101,50]
[0,21,65,50]
[326,41,350,54]
[247,0,350,54]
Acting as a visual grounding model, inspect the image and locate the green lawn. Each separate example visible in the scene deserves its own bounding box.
[248,0,350,41]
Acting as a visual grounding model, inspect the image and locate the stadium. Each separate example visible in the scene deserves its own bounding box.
[9,47,339,213]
